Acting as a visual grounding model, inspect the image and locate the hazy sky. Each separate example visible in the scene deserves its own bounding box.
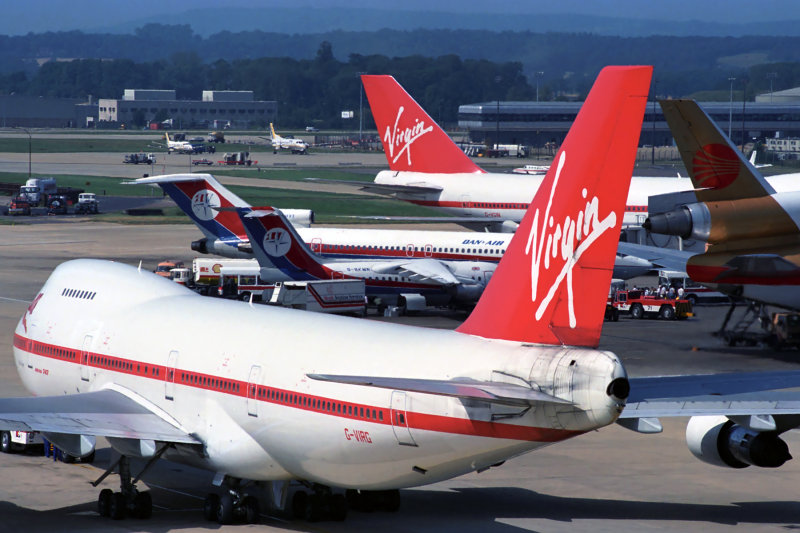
[4,0,800,35]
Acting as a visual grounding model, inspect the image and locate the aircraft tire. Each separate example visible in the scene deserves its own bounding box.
[203,493,219,521]
[304,493,324,522]
[97,489,112,517]
[109,492,126,520]
[217,493,234,525]
[243,495,260,524]
[133,491,152,519]
[0,431,13,453]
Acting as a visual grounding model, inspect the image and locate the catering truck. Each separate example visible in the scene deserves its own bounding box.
[268,280,366,315]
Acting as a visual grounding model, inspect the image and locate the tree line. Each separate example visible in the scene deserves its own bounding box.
[0,44,536,128]
[3,24,800,97]
[2,31,800,128]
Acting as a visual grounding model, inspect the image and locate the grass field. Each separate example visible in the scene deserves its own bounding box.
[0,171,449,224]
[212,167,375,183]
[0,137,279,154]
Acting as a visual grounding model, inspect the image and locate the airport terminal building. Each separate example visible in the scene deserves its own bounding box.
[459,99,800,148]
[98,89,277,129]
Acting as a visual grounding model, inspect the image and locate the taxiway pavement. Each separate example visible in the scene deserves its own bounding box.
[1,222,800,532]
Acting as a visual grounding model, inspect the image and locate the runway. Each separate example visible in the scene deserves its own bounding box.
[1,221,800,531]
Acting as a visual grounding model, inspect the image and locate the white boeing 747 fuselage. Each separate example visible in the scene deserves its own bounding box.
[374,170,800,228]
[14,259,625,488]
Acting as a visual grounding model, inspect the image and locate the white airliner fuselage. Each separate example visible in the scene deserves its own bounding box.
[203,226,651,281]
[15,259,624,488]
[375,170,800,228]
[165,133,194,154]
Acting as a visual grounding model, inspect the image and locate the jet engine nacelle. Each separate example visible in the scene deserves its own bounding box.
[191,238,209,254]
[495,220,520,234]
[686,415,792,469]
[265,208,315,228]
[643,203,710,241]
[646,194,800,244]
[448,282,484,303]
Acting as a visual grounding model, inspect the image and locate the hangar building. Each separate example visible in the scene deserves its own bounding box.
[459,100,800,148]
[98,90,277,129]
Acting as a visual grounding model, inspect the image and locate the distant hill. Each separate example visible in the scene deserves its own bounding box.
[95,8,800,38]
[4,1,800,37]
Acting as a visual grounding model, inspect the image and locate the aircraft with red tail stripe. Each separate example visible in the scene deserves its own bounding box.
[6,67,800,527]
[235,205,493,307]
[346,74,798,233]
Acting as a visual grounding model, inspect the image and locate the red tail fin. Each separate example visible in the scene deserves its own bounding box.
[456,66,652,347]
[362,75,485,174]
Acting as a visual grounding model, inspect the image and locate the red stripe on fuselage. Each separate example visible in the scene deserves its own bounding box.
[13,333,582,443]
[406,199,647,213]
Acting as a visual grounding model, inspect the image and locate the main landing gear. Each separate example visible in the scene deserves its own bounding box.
[92,446,168,520]
[203,477,260,525]
[291,484,347,522]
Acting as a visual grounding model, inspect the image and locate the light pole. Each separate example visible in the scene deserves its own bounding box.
[495,75,502,151]
[728,77,736,138]
[651,79,657,165]
[14,126,31,178]
[535,71,544,102]
[767,72,778,104]
[741,78,748,153]
[356,72,366,144]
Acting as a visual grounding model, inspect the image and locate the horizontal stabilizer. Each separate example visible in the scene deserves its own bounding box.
[307,374,571,407]
[622,370,800,419]
[0,389,199,444]
[621,390,800,419]
[628,370,800,403]
[304,178,443,195]
[616,241,696,272]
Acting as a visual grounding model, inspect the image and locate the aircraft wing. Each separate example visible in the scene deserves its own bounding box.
[305,178,443,196]
[0,389,199,444]
[616,241,696,272]
[618,370,800,431]
[308,374,571,407]
[372,258,460,285]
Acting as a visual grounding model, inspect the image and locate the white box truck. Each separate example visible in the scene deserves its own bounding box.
[270,280,366,315]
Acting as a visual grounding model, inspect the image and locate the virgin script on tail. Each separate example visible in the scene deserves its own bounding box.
[384,105,434,166]
[525,152,618,327]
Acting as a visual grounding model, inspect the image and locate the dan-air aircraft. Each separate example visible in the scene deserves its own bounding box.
[645,99,800,311]
[133,173,654,284]
[4,66,800,526]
